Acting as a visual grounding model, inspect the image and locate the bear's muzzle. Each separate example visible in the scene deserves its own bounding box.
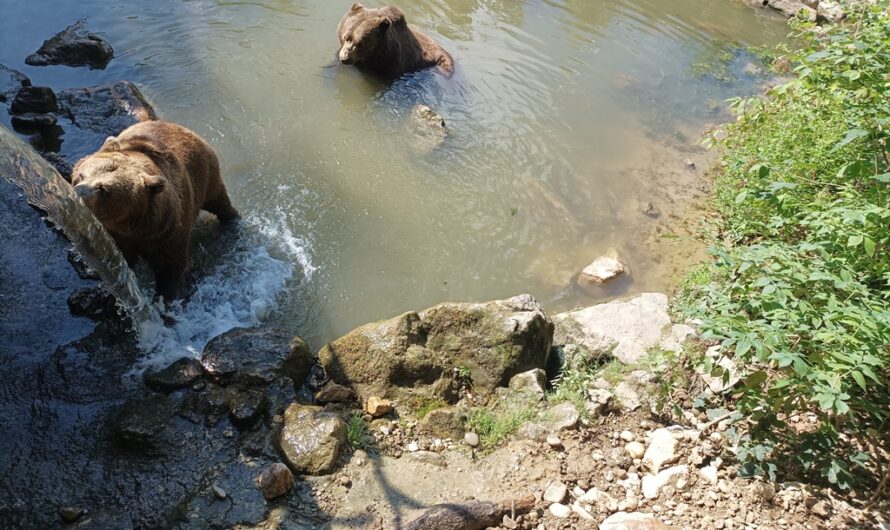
[74,183,95,200]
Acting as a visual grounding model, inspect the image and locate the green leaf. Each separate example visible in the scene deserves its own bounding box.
[864,238,875,257]
[850,371,867,391]
[735,190,748,204]
[847,235,863,247]
[831,129,868,151]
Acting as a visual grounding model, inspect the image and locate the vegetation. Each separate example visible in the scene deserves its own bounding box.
[678,2,889,493]
[415,398,448,420]
[465,405,535,451]
[346,413,371,449]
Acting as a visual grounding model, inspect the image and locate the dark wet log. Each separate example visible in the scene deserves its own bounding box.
[405,495,535,530]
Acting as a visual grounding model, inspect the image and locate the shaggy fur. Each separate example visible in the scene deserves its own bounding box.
[337,3,454,77]
[71,121,238,299]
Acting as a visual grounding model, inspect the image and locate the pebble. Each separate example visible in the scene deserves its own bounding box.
[543,481,568,503]
[548,502,571,518]
[365,396,393,417]
[464,432,479,447]
[619,430,635,442]
[406,441,420,452]
[502,515,519,529]
[810,500,831,518]
[699,465,719,485]
[571,500,595,520]
[625,441,645,459]
[212,484,227,500]
[546,434,562,448]
[256,463,295,500]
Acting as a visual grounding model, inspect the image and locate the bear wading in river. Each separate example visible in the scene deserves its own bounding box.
[337,3,454,77]
[72,121,238,300]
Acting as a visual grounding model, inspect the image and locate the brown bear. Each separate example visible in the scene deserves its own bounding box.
[71,120,238,300]
[337,3,454,77]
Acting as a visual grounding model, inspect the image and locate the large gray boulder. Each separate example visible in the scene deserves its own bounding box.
[318,295,553,403]
[553,293,672,364]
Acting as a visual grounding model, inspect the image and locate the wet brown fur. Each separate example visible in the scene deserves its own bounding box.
[71,121,238,299]
[337,3,454,77]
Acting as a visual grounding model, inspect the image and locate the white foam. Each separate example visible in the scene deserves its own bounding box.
[129,211,314,374]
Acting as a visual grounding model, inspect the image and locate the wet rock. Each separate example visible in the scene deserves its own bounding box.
[256,462,294,500]
[0,64,30,102]
[201,327,313,387]
[11,112,58,132]
[315,381,355,404]
[112,396,176,454]
[59,506,84,523]
[464,431,480,447]
[318,295,553,401]
[553,293,672,364]
[600,511,672,530]
[763,0,817,21]
[543,402,580,431]
[10,86,57,115]
[419,407,467,439]
[278,404,346,475]
[642,465,688,499]
[66,286,117,320]
[228,389,268,430]
[643,428,678,473]
[56,81,156,136]
[544,481,568,503]
[508,368,548,400]
[577,251,627,287]
[549,503,571,518]
[179,383,236,425]
[365,396,393,417]
[26,20,114,69]
[144,357,205,392]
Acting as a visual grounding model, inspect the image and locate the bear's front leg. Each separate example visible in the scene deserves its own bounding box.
[146,249,187,301]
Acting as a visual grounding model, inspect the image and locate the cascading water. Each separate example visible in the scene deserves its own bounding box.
[0,125,163,329]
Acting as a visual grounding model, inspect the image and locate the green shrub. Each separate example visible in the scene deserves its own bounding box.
[681,1,890,490]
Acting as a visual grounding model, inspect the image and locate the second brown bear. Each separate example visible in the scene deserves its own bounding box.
[72,121,238,300]
[337,3,454,77]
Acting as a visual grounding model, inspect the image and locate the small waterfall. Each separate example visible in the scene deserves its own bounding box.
[0,125,163,329]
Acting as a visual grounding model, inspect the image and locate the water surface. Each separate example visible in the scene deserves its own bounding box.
[0,0,789,354]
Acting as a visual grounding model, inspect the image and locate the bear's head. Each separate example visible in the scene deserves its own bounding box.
[71,136,170,232]
[337,4,406,65]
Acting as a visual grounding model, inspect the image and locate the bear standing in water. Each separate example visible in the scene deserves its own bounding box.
[72,121,238,300]
[337,3,454,77]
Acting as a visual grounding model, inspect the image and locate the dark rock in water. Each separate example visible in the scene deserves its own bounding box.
[257,462,294,500]
[58,506,84,523]
[144,357,205,392]
[228,389,268,430]
[315,381,355,404]
[10,85,57,115]
[27,125,64,153]
[25,20,114,69]
[46,152,74,181]
[201,327,313,387]
[11,112,58,133]
[68,250,100,280]
[57,81,156,136]
[67,286,118,320]
[112,396,177,454]
[0,64,30,102]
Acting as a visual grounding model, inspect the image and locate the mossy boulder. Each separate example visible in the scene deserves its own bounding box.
[317,295,553,403]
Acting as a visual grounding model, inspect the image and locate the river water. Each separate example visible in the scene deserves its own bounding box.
[0,0,788,359]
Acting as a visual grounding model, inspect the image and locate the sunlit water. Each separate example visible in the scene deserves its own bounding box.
[0,0,789,360]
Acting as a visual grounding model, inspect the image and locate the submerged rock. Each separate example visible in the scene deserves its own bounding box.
[201,327,313,387]
[408,104,447,150]
[577,251,627,288]
[10,85,57,115]
[112,396,177,454]
[278,404,346,475]
[25,20,114,69]
[56,81,156,136]
[318,295,553,402]
[66,286,117,320]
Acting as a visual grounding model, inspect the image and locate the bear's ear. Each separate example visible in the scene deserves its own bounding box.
[143,174,168,193]
[350,3,364,12]
[376,16,391,30]
[101,136,122,152]
[381,6,407,27]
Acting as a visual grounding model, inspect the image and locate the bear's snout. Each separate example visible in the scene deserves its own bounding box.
[74,183,95,200]
[339,45,355,65]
